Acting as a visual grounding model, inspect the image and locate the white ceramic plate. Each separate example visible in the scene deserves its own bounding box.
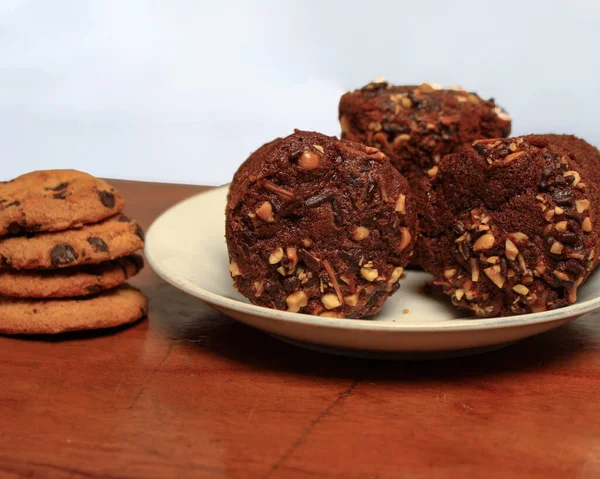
[145,186,600,359]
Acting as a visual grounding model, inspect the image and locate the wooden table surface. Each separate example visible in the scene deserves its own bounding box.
[2,180,600,479]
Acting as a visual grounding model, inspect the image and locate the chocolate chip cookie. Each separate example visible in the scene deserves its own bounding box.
[0,255,143,298]
[0,169,125,236]
[339,81,512,185]
[418,134,600,317]
[0,214,144,269]
[0,284,148,335]
[226,130,417,319]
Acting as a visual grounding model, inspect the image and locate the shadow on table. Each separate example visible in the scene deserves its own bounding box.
[149,282,595,382]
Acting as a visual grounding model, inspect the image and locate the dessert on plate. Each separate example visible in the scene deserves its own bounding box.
[418,134,600,317]
[226,130,417,318]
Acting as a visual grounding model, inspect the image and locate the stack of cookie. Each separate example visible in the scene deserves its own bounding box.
[0,170,148,335]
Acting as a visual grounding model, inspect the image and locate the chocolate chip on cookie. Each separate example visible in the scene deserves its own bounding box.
[99,190,116,208]
[87,236,109,252]
[50,244,78,267]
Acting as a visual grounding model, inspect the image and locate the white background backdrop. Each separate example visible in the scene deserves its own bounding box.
[2,0,599,185]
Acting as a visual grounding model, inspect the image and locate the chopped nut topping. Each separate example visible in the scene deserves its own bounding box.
[564,171,580,186]
[555,221,568,233]
[321,293,342,310]
[550,242,564,254]
[253,280,264,297]
[286,291,308,313]
[256,201,274,222]
[535,262,547,275]
[513,284,529,295]
[484,265,505,288]
[576,199,590,213]
[473,233,495,251]
[554,206,564,215]
[568,277,584,303]
[340,115,351,133]
[269,247,284,264]
[509,143,517,152]
[505,238,519,261]
[427,166,439,178]
[395,194,406,214]
[361,266,379,282]
[507,269,515,278]
[583,217,592,232]
[568,251,586,260]
[298,151,321,170]
[387,266,404,292]
[509,232,529,243]
[553,270,571,282]
[444,268,456,279]
[229,261,241,277]
[523,275,534,285]
[277,266,286,275]
[286,247,298,271]
[364,146,387,160]
[399,227,412,251]
[545,210,555,222]
[455,289,465,301]
[392,134,411,148]
[577,183,586,190]
[401,97,412,109]
[313,144,324,154]
[504,151,525,163]
[517,254,528,274]
[302,238,313,249]
[344,294,359,307]
[469,258,480,282]
[368,121,382,132]
[486,256,499,264]
[352,226,370,241]
[340,275,350,285]
[494,106,511,121]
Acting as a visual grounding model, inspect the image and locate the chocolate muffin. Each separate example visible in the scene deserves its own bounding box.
[339,80,512,185]
[418,134,600,317]
[226,130,417,318]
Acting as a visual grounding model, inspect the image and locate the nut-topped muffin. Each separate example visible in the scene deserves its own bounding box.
[418,134,600,317]
[339,80,512,185]
[226,130,417,319]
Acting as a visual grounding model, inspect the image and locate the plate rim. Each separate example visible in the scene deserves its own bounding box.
[145,185,600,333]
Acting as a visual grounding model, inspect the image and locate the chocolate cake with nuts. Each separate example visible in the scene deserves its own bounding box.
[226,130,417,318]
[418,134,600,317]
[339,80,512,185]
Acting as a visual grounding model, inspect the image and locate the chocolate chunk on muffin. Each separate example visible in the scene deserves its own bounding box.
[339,80,511,185]
[226,130,417,318]
[418,134,600,317]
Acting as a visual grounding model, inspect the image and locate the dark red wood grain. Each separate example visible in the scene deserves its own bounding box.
[1,180,599,478]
